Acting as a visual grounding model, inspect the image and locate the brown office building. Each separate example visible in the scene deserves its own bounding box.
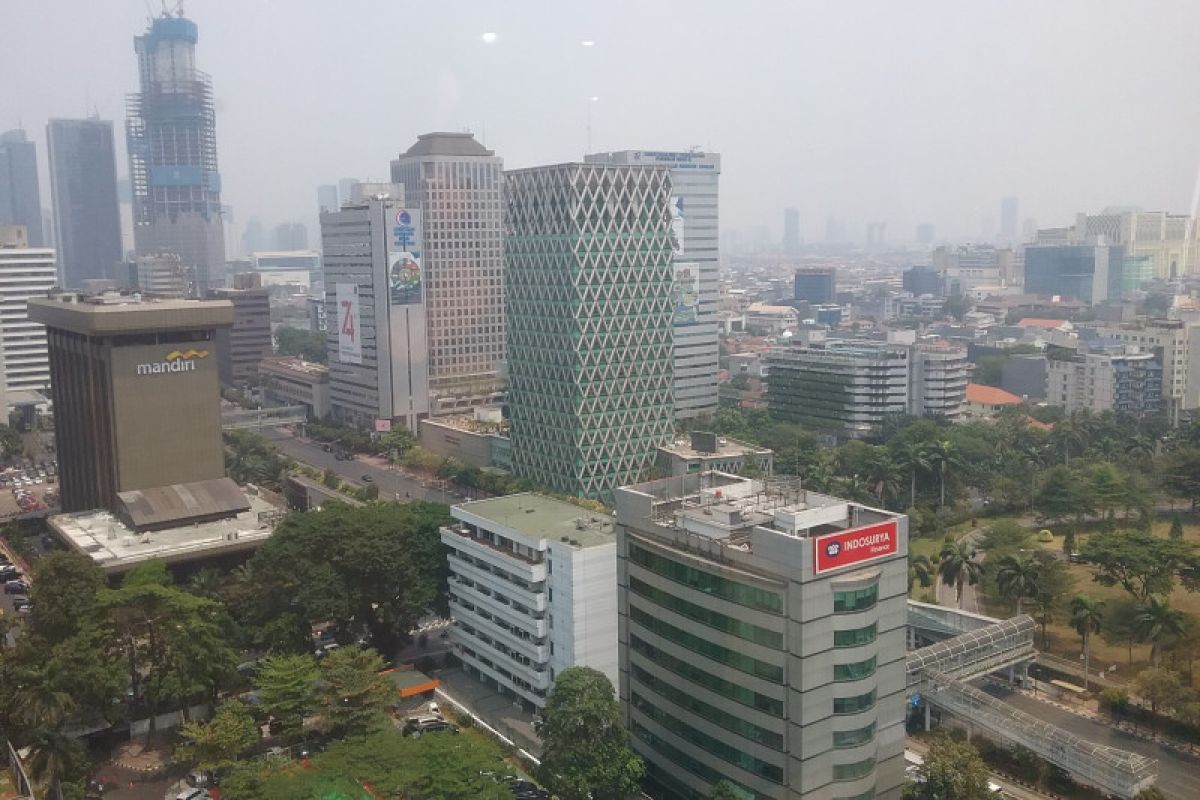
[29,293,235,513]
[209,287,272,385]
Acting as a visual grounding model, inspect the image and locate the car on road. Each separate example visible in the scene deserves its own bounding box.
[174,788,211,800]
[361,474,373,483]
[4,580,29,594]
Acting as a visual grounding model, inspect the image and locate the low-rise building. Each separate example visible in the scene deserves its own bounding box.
[440,494,618,712]
[1046,349,1162,417]
[259,356,330,419]
[962,383,1023,419]
[418,407,510,471]
[656,431,774,477]
[746,302,800,335]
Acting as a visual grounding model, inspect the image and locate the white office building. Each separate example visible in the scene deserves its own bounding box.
[615,473,908,800]
[0,225,56,402]
[586,150,721,420]
[440,493,618,711]
[320,187,431,430]
[391,132,506,416]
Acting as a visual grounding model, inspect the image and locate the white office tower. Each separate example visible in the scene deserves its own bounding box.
[391,133,505,415]
[586,150,721,420]
[615,473,907,800]
[320,186,431,430]
[441,494,618,711]
[0,225,56,403]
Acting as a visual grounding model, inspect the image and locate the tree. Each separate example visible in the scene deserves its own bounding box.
[1035,465,1093,529]
[1089,463,1129,528]
[1132,667,1182,732]
[240,502,450,654]
[898,441,930,509]
[711,780,747,800]
[937,541,984,609]
[27,551,106,643]
[536,667,644,800]
[1070,595,1105,690]
[1170,514,1185,541]
[322,467,339,489]
[254,653,318,742]
[274,325,328,363]
[1029,554,1074,648]
[1160,446,1200,510]
[906,734,992,800]
[995,553,1040,615]
[1080,531,1196,603]
[1102,597,1143,665]
[926,439,959,508]
[1134,596,1188,666]
[176,700,260,770]
[1133,787,1169,800]
[24,726,86,800]
[908,553,934,595]
[317,646,394,737]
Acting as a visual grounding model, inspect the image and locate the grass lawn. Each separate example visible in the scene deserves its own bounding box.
[985,514,1200,687]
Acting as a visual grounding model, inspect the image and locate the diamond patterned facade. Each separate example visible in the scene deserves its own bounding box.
[505,163,676,500]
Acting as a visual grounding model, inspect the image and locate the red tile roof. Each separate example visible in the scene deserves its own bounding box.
[965,383,1023,406]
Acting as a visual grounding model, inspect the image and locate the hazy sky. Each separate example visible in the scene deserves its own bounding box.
[5,0,1200,245]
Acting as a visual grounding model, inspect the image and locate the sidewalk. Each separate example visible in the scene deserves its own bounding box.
[435,668,541,756]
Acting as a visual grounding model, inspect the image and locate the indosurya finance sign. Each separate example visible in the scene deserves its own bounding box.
[813,519,899,575]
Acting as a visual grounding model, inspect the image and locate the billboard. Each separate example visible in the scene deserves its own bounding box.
[374,418,392,433]
[669,195,685,256]
[672,262,700,325]
[388,207,423,305]
[335,283,363,365]
[813,519,899,576]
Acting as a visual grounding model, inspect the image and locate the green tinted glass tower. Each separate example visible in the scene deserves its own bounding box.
[504,162,675,500]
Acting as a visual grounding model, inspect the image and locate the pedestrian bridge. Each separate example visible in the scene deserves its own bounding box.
[221,405,307,430]
[906,602,1157,799]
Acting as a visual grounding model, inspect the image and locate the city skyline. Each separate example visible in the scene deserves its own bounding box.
[3,1,1199,245]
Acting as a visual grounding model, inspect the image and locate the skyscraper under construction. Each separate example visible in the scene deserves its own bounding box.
[126,12,226,293]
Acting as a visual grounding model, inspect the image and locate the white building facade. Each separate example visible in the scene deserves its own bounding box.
[440,494,618,712]
[586,150,721,420]
[0,228,56,401]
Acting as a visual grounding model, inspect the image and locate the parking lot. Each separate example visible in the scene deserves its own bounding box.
[0,537,30,643]
[0,460,58,516]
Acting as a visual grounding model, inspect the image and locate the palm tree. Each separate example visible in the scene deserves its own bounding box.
[937,541,984,609]
[1135,595,1188,666]
[1070,595,1105,690]
[995,554,1040,615]
[908,553,934,595]
[926,439,958,508]
[899,441,930,509]
[864,451,901,507]
[25,726,84,800]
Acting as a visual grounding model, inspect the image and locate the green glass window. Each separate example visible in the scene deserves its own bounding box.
[834,623,877,648]
[633,722,765,797]
[833,690,876,715]
[632,694,784,783]
[833,757,876,782]
[632,665,783,750]
[629,577,783,648]
[630,607,784,683]
[832,722,876,749]
[834,656,877,682]
[833,584,878,613]
[630,636,784,716]
[628,543,783,614]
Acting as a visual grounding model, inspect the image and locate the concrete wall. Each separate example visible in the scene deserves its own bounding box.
[418,418,496,469]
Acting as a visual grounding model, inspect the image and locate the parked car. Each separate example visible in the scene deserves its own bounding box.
[4,580,29,594]
[174,789,210,800]
[186,770,217,788]
[361,474,374,483]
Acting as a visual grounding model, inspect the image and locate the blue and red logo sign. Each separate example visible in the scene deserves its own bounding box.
[396,209,412,226]
[813,519,899,575]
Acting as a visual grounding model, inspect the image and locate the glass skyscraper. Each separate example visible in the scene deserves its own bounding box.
[46,118,123,287]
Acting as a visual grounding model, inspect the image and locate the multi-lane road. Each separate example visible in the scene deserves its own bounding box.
[257,427,464,506]
[980,682,1200,800]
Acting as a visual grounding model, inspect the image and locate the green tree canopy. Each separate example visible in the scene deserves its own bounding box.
[274,325,328,363]
[317,646,394,737]
[1080,531,1197,602]
[905,734,992,800]
[27,551,107,643]
[255,653,319,742]
[176,699,260,770]
[535,667,644,800]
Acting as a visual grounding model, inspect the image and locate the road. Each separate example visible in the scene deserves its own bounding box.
[257,427,463,506]
[980,682,1200,800]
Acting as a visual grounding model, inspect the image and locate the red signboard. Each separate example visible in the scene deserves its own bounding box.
[813,519,899,575]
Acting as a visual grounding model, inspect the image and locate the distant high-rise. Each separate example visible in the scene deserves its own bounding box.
[126,13,226,293]
[317,184,339,214]
[587,150,721,420]
[865,221,887,247]
[1000,196,1018,241]
[794,268,836,305]
[916,222,934,244]
[391,132,506,414]
[505,162,675,500]
[46,118,123,288]
[273,222,308,251]
[0,130,44,246]
[337,178,360,206]
[0,226,57,400]
[783,207,801,255]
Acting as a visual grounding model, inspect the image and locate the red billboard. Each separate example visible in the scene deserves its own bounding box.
[813,519,899,575]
